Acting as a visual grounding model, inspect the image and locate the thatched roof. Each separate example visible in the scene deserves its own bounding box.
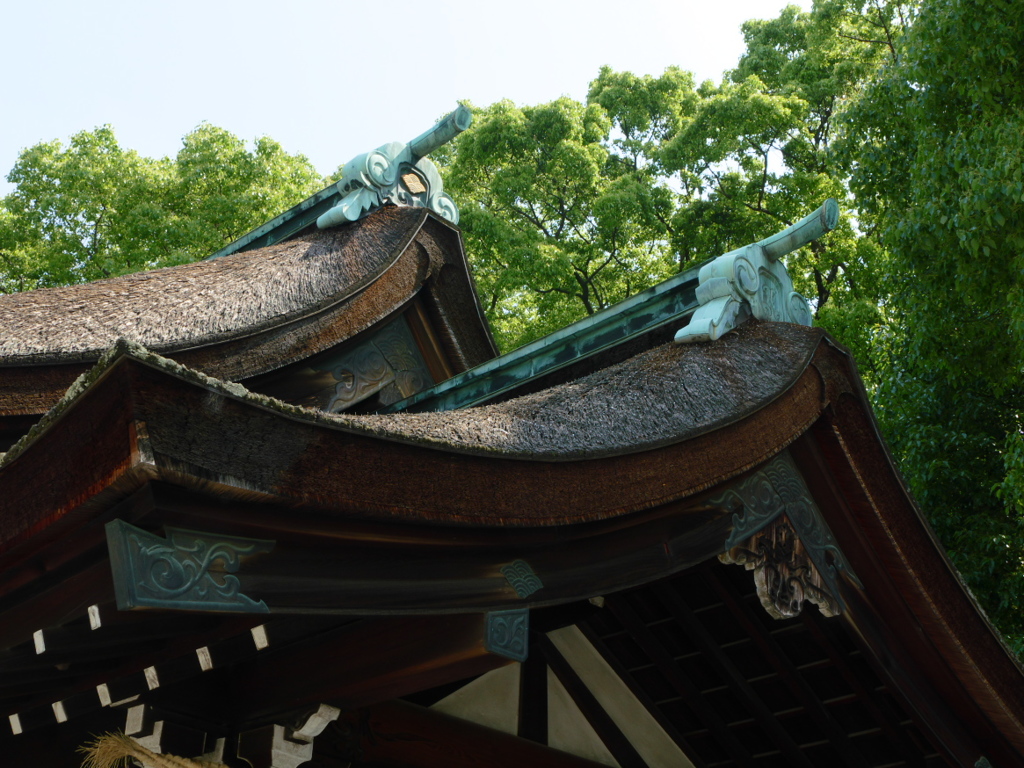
[354,320,823,459]
[0,205,421,366]
[0,321,834,539]
[5,322,1024,764]
[0,206,497,423]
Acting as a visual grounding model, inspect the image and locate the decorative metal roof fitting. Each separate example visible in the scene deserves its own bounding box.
[317,105,472,229]
[674,198,839,343]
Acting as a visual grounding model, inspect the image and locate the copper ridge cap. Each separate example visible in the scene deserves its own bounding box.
[208,105,472,260]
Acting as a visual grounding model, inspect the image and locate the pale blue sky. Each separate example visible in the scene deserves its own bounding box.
[1,0,806,194]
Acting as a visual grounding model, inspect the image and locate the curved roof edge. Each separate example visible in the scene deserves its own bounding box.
[0,322,829,536]
[0,206,426,366]
[0,207,497,419]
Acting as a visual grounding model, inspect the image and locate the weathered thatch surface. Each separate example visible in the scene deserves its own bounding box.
[0,205,424,366]
[1,321,820,471]
[350,320,824,459]
[0,321,830,543]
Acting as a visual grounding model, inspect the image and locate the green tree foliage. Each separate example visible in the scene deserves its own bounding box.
[445,6,909,361]
[843,0,1024,652]
[657,1,914,378]
[0,124,324,292]
[444,98,676,349]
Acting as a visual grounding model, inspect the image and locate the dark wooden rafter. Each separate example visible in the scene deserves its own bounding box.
[603,593,754,765]
[537,633,649,768]
[0,484,160,647]
[789,428,1001,764]
[798,607,931,766]
[228,613,511,729]
[129,485,733,617]
[4,610,510,748]
[0,560,115,651]
[649,581,816,768]
[0,705,141,768]
[576,621,707,768]
[3,610,265,737]
[19,613,224,662]
[319,699,610,768]
[518,634,548,745]
[702,566,875,768]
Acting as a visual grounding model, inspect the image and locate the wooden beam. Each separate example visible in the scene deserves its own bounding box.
[0,560,115,652]
[147,485,732,617]
[604,593,754,765]
[323,699,611,768]
[703,564,874,768]
[4,613,263,737]
[229,613,511,729]
[577,622,706,768]
[0,484,159,653]
[649,582,816,768]
[0,705,130,768]
[538,634,648,768]
[517,635,547,744]
[790,428,993,764]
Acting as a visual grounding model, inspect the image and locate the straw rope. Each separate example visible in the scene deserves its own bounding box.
[78,732,228,768]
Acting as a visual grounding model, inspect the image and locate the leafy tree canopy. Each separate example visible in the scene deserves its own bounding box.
[443,97,676,349]
[842,0,1024,650]
[1,124,326,292]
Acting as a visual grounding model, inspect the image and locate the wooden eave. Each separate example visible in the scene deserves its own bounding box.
[0,326,1022,764]
[0,323,831,552]
[791,407,1024,765]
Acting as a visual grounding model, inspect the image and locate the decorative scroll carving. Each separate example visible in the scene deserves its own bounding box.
[317,105,470,228]
[325,316,433,412]
[720,515,840,619]
[106,520,274,613]
[675,199,838,343]
[500,560,544,598]
[712,452,860,618]
[486,609,529,662]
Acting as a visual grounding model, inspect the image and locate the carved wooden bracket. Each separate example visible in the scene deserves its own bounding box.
[720,515,840,619]
[711,451,860,619]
